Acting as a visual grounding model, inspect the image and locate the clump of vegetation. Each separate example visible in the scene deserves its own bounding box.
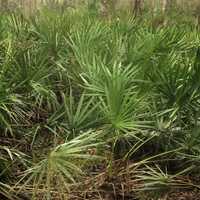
[0,3,200,200]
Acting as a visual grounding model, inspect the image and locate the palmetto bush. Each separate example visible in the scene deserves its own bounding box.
[18,130,104,199]
[0,6,200,199]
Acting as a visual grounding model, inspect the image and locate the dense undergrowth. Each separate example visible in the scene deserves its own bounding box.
[1,5,200,200]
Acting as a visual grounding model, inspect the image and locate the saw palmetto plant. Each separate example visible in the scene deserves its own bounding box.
[0,3,200,200]
[18,130,104,199]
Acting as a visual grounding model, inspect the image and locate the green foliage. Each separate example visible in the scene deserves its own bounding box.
[0,6,200,199]
[20,130,104,199]
[47,89,99,136]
